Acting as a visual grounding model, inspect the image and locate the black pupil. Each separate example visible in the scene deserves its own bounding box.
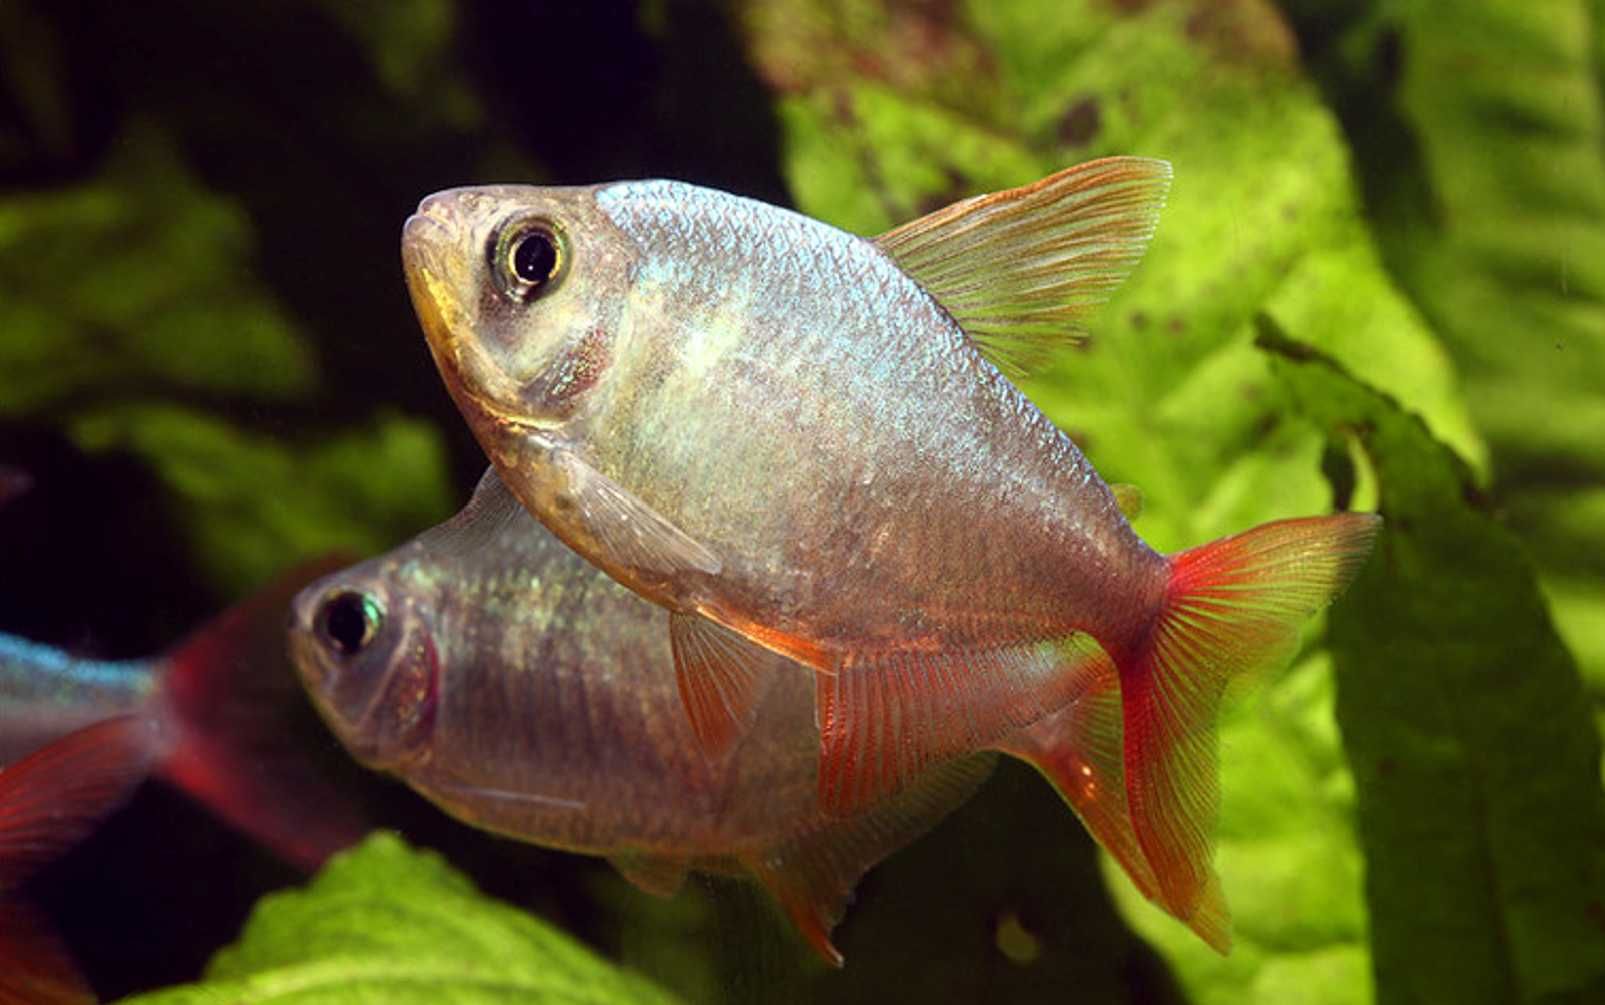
[323,593,374,656]
[512,230,558,284]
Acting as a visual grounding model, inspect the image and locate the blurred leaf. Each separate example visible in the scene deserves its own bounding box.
[1263,324,1605,1005]
[69,404,452,594]
[120,833,681,1005]
[1294,0,1605,720]
[310,0,482,129]
[0,124,317,415]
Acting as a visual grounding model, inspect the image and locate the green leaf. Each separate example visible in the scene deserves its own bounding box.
[1297,0,1605,727]
[120,833,681,1005]
[1261,323,1605,1005]
[0,123,317,415]
[68,403,453,594]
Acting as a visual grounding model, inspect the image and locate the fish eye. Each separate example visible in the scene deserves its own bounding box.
[318,590,384,658]
[491,216,567,302]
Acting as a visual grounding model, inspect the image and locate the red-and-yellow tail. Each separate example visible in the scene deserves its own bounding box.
[1115,512,1379,937]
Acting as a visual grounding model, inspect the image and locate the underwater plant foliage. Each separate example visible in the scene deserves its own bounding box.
[0,1,1598,1003]
[1265,325,1605,1005]
[122,834,682,1005]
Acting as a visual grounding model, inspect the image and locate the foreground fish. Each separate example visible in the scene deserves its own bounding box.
[0,717,160,1005]
[293,470,1235,954]
[0,560,370,869]
[402,160,1380,930]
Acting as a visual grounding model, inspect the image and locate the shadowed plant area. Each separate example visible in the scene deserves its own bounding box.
[0,1,1600,1004]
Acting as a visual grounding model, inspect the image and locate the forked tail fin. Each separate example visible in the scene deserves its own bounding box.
[0,716,161,1005]
[159,557,373,870]
[1118,513,1379,929]
[996,637,1231,952]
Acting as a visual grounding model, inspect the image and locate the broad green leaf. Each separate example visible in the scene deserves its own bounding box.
[1263,325,1605,1005]
[1295,1,1605,720]
[121,833,680,1005]
[68,404,452,594]
[0,123,316,415]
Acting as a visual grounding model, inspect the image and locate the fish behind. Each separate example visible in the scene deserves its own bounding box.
[0,559,372,870]
[289,469,995,965]
[401,159,1380,942]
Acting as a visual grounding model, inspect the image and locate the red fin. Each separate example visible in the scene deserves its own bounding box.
[160,557,372,870]
[0,716,161,889]
[816,644,1075,814]
[997,637,1231,953]
[0,900,95,1005]
[745,752,995,967]
[669,611,780,759]
[1118,513,1379,930]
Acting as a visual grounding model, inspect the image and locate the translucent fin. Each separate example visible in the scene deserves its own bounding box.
[610,853,690,897]
[669,611,779,759]
[816,642,1077,814]
[0,901,94,1005]
[1110,483,1144,521]
[745,752,996,966]
[557,449,721,580]
[0,716,160,889]
[1119,513,1379,925]
[996,637,1232,953]
[161,557,374,870]
[873,157,1171,380]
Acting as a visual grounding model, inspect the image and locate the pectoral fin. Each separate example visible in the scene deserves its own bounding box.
[556,449,721,581]
[610,853,690,897]
[669,612,781,759]
[743,753,995,967]
[874,157,1171,380]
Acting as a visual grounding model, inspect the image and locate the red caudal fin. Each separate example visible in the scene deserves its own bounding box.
[0,900,96,1005]
[0,716,161,890]
[159,557,373,870]
[996,638,1230,952]
[1118,513,1379,929]
[0,717,161,1005]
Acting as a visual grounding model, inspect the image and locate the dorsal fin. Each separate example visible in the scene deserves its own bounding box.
[874,157,1171,380]
[743,753,996,966]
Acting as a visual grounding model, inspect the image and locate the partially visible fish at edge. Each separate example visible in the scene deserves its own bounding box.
[0,717,160,1005]
[0,558,373,871]
[401,159,1380,949]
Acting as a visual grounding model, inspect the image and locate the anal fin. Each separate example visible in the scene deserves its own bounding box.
[610,853,690,897]
[816,641,1078,814]
[744,753,995,967]
[670,612,781,759]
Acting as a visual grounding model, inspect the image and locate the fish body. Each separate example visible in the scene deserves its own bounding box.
[291,470,995,964]
[0,638,158,765]
[402,162,1380,940]
[0,561,371,870]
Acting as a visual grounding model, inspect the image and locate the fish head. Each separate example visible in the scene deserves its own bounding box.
[402,185,635,458]
[289,564,440,773]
